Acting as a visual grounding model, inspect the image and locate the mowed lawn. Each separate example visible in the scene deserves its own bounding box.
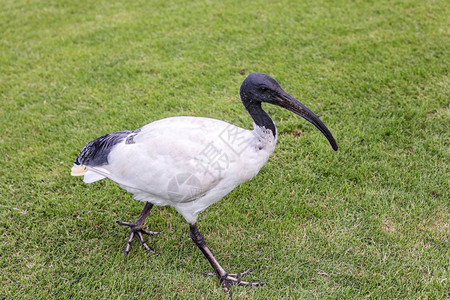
[1,0,448,298]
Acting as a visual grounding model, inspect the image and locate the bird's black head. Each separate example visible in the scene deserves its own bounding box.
[239,72,284,106]
[240,72,338,151]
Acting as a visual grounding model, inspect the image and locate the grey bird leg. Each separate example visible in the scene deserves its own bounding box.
[116,202,160,257]
[189,223,266,298]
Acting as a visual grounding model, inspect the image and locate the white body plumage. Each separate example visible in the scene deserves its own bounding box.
[72,116,277,224]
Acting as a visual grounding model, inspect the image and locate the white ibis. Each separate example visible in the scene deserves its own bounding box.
[71,72,338,297]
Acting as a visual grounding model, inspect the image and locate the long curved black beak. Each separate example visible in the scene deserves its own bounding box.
[276,92,338,151]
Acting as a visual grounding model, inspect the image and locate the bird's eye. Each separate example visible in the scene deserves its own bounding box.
[260,86,268,91]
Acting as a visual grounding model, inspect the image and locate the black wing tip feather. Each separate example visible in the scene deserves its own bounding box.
[77,130,135,167]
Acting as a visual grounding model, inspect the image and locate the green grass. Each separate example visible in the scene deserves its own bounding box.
[1,0,449,298]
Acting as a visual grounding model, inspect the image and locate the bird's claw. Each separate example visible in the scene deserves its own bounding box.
[202,268,255,278]
[116,220,160,257]
[203,269,266,298]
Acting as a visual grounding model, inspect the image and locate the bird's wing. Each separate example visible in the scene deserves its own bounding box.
[85,116,255,205]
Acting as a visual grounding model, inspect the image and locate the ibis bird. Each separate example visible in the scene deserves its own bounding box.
[71,72,338,297]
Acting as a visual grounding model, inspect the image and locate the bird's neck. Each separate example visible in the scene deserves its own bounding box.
[244,103,277,138]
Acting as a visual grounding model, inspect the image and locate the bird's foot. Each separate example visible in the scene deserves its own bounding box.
[203,269,266,298]
[116,220,161,257]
